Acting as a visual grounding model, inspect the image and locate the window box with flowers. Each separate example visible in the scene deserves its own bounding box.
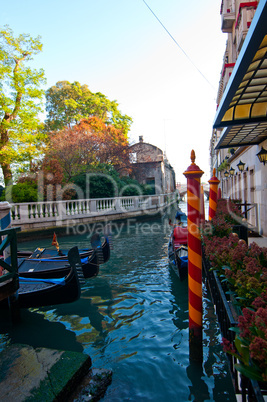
[202,199,267,397]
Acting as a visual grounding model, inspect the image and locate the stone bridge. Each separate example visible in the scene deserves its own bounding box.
[177,184,209,200]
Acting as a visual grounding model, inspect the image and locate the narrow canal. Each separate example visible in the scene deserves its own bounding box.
[0,202,236,401]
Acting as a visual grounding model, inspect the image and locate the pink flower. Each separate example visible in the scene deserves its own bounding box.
[238,308,255,338]
[249,337,267,370]
[222,337,236,354]
[255,307,267,325]
[252,292,267,309]
[248,242,267,259]
[244,257,261,275]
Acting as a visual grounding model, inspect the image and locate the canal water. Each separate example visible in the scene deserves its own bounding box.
[0,202,236,401]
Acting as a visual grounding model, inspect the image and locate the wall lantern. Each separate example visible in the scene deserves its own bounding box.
[229,167,235,176]
[224,170,229,177]
[237,160,245,172]
[256,147,267,165]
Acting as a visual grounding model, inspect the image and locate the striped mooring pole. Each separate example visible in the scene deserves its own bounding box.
[208,168,220,221]
[183,150,204,360]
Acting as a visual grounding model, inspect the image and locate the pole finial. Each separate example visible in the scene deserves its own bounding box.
[183,149,204,178]
[191,150,196,164]
[213,167,216,176]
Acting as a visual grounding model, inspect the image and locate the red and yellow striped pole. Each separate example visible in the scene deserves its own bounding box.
[183,150,204,359]
[208,168,220,221]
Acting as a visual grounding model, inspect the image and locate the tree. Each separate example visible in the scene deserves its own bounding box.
[43,116,131,183]
[0,26,46,185]
[45,81,132,136]
[72,165,150,199]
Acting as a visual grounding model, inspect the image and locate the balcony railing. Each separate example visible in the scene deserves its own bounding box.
[222,62,236,91]
[221,0,236,33]
[235,2,258,51]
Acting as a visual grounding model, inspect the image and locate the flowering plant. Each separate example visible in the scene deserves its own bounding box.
[204,198,243,238]
[202,198,267,384]
[203,234,267,307]
[222,296,267,383]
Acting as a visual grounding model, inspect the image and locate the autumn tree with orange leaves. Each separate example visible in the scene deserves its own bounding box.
[43,116,131,183]
[4,116,149,202]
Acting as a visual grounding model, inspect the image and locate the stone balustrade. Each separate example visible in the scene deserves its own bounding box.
[10,193,177,231]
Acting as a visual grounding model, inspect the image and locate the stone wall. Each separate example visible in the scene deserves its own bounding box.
[129,140,176,195]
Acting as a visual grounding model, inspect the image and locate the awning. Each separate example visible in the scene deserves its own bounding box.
[214,0,267,149]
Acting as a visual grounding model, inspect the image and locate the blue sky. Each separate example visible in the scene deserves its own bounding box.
[1,0,226,183]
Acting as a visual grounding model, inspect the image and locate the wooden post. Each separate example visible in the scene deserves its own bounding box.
[208,168,220,221]
[0,203,20,323]
[183,150,204,361]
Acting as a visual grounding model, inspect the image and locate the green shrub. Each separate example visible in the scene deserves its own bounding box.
[0,182,38,203]
[71,164,152,198]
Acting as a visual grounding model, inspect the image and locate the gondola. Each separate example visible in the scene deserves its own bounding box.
[174,209,187,227]
[17,234,110,279]
[0,247,82,309]
[168,211,188,280]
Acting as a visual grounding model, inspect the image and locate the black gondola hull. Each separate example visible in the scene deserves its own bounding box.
[0,266,81,309]
[18,238,110,279]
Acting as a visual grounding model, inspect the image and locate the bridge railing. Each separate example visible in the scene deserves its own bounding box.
[10,193,177,226]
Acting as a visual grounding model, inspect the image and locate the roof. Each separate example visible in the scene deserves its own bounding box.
[214,0,267,149]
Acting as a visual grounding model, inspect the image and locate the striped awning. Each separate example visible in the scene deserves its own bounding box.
[214,0,267,149]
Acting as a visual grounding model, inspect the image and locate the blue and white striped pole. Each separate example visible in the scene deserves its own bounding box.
[0,201,12,263]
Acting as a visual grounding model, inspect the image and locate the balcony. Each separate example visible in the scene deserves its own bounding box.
[221,0,235,33]
[222,62,235,91]
[235,2,258,52]
[216,61,235,104]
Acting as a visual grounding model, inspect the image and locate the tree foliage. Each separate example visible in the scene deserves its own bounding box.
[0,179,38,203]
[72,164,152,199]
[0,25,46,185]
[43,116,131,183]
[45,81,132,136]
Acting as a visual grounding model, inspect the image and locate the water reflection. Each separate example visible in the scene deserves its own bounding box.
[187,360,210,402]
[0,204,236,401]
[0,308,83,353]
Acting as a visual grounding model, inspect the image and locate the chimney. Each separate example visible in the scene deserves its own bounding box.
[139,135,143,143]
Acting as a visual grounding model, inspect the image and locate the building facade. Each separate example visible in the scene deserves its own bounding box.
[129,136,176,195]
[210,0,267,236]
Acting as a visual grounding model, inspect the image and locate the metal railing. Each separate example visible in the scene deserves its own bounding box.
[238,202,259,235]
